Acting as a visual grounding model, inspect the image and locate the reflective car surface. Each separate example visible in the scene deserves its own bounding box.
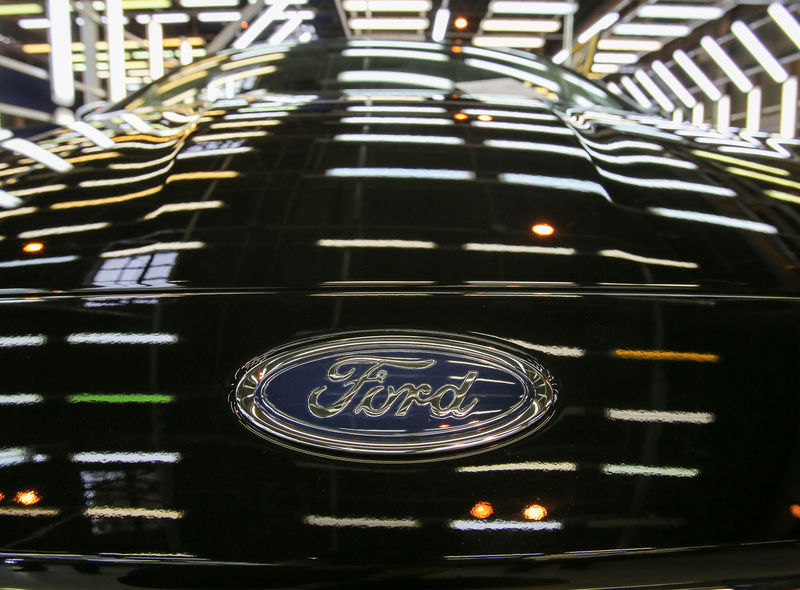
[0,40,799,589]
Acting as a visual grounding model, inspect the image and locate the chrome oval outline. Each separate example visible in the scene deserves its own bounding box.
[231,331,558,462]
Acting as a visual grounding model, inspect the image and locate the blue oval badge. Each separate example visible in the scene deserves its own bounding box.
[232,331,557,461]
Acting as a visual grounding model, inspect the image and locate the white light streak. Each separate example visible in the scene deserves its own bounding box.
[18,222,109,239]
[347,105,447,114]
[79,162,174,187]
[197,11,241,22]
[781,77,798,138]
[18,18,50,29]
[304,515,420,528]
[0,138,72,172]
[635,70,674,112]
[482,18,561,33]
[180,0,239,6]
[614,23,690,37]
[450,519,562,531]
[326,167,474,180]
[106,0,126,102]
[101,241,205,258]
[673,50,722,102]
[746,87,761,132]
[552,48,568,64]
[638,4,723,19]
[334,134,464,145]
[85,507,183,519]
[462,243,576,255]
[0,335,46,347]
[602,464,699,478]
[0,394,43,405]
[68,122,115,148]
[606,409,714,424]
[177,146,253,159]
[343,0,431,10]
[700,36,753,94]
[692,103,705,125]
[463,109,556,121]
[349,17,429,30]
[316,239,437,249]
[596,168,736,197]
[463,58,558,92]
[489,1,576,15]
[648,206,778,234]
[268,11,304,45]
[620,76,652,108]
[343,48,448,63]
[233,0,292,49]
[47,0,74,106]
[598,39,662,51]
[769,3,800,50]
[457,461,577,472]
[144,201,224,219]
[341,116,452,126]
[593,52,637,65]
[67,332,178,345]
[731,20,788,83]
[599,249,697,269]
[0,191,22,209]
[0,256,78,268]
[651,60,696,109]
[483,140,589,159]
[338,70,454,90]
[577,12,619,44]
[500,172,612,200]
[717,94,731,131]
[148,21,164,80]
[0,507,60,517]
[71,452,182,463]
[431,7,449,42]
[472,120,572,134]
[503,338,585,357]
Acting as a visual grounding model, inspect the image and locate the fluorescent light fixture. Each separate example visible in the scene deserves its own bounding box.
[304,515,421,528]
[335,134,464,144]
[781,76,798,138]
[135,12,190,23]
[0,256,78,268]
[716,94,731,130]
[620,75,652,108]
[673,50,722,101]
[71,452,181,463]
[597,39,662,51]
[577,12,618,44]
[431,8,449,42]
[599,249,697,269]
[85,507,183,519]
[180,0,239,6]
[0,4,43,15]
[19,17,49,29]
[602,464,699,477]
[731,20,788,83]
[343,0,431,10]
[463,58,558,91]
[338,70,453,89]
[342,48,448,62]
[268,11,304,44]
[101,241,205,258]
[648,206,778,234]
[341,116,452,126]
[68,122,115,148]
[457,461,577,472]
[651,60,696,109]
[233,0,292,49]
[769,3,800,50]
[0,335,46,347]
[482,19,560,32]
[105,0,126,102]
[67,332,178,345]
[552,48,568,64]
[462,243,576,255]
[0,394,43,405]
[614,23,690,37]
[746,86,761,132]
[1,138,72,172]
[638,4,723,20]
[316,239,437,249]
[606,409,714,424]
[326,167,473,180]
[347,105,447,113]
[635,70,675,112]
[147,21,164,80]
[450,519,562,531]
[179,37,192,65]
[197,11,241,21]
[349,17,428,30]
[500,172,611,199]
[489,1,575,15]
[692,103,705,125]
[700,36,753,93]
[472,35,545,48]
[593,52,637,64]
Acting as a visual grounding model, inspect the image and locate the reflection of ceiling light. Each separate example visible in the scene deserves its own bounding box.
[489,1,576,15]
[552,48,568,63]
[481,19,560,32]
[180,0,240,6]
[14,491,41,506]
[637,4,723,19]
[531,223,554,236]
[470,501,493,519]
[431,7,449,41]
[614,23,690,37]
[197,11,241,21]
[522,504,547,521]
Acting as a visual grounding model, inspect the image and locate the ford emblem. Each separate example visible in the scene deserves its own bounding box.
[231,331,558,461]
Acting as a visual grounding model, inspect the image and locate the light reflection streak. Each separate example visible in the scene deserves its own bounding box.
[499,173,611,200]
[340,116,453,126]
[0,190,22,209]
[726,166,800,191]
[338,71,454,90]
[346,105,447,114]
[0,256,78,268]
[585,150,697,170]
[66,152,120,164]
[209,120,281,129]
[648,206,779,234]
[463,58,559,93]
[193,131,269,142]
[764,189,800,205]
[342,48,449,62]
[450,519,562,531]
[8,184,67,197]
[101,241,204,258]
[144,201,224,219]
[596,168,737,198]
[463,243,575,255]
[0,447,47,467]
[503,338,585,357]
[177,146,253,159]
[68,393,173,403]
[578,137,661,152]
[472,120,573,135]
[85,507,183,519]
[166,171,239,183]
[71,452,181,463]
[457,461,577,472]
[79,162,174,187]
[0,507,60,517]
[316,239,436,249]
[19,222,109,239]
[0,207,37,219]
[691,149,789,176]
[613,349,719,362]
[335,134,464,145]
[598,249,698,269]
[463,109,557,121]
[326,167,474,181]
[223,111,290,120]
[602,464,699,478]
[66,332,178,345]
[0,394,42,405]
[0,335,46,347]
[606,409,715,424]
[304,515,420,528]
[1,138,72,172]
[483,140,588,159]
[67,122,115,149]
[51,186,163,209]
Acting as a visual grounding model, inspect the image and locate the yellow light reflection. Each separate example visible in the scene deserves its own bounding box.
[726,166,800,190]
[166,171,239,183]
[66,152,120,164]
[51,185,163,209]
[470,501,493,519]
[613,349,719,362]
[692,149,790,176]
[14,490,41,506]
[219,53,285,70]
[113,132,186,144]
[522,504,547,521]
[23,242,44,253]
[764,189,800,205]
[531,223,555,236]
[156,70,209,95]
[210,65,277,85]
[0,492,4,502]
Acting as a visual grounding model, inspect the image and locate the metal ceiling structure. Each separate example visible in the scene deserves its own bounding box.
[0,1,798,136]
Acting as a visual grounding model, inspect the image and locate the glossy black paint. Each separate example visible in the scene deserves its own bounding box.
[0,41,799,587]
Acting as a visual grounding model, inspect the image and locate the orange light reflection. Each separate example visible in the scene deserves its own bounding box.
[14,490,41,506]
[23,242,44,253]
[532,223,555,237]
[454,113,468,121]
[454,17,468,29]
[791,504,800,518]
[470,501,493,519]
[523,504,547,521]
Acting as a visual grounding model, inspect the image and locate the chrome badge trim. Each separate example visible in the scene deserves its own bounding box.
[231,331,557,461]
